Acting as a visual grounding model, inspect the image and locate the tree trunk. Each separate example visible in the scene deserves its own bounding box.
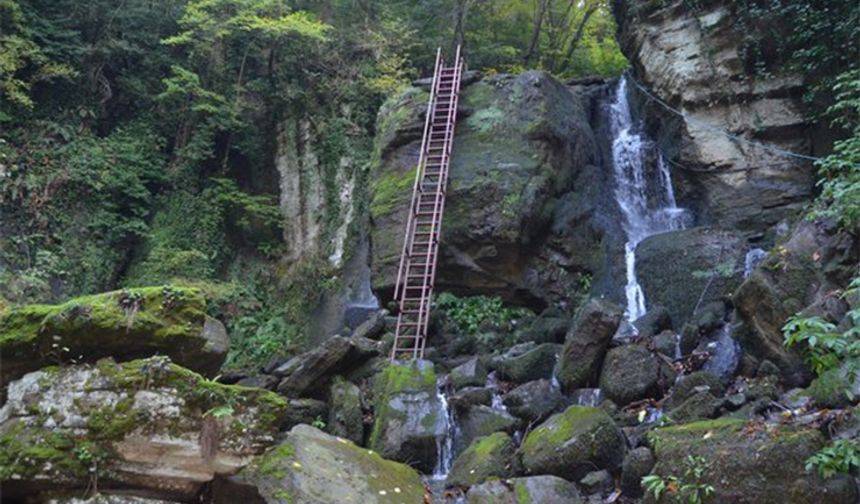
[524,0,549,64]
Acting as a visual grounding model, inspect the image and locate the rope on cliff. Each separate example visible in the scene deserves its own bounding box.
[626,73,827,164]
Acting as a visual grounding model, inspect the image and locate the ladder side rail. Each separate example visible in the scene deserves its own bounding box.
[390,51,442,361]
[393,48,441,302]
[420,52,464,355]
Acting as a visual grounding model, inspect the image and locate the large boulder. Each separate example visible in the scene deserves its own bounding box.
[450,357,488,389]
[599,344,660,405]
[0,286,227,387]
[636,227,746,327]
[370,71,606,308]
[0,357,286,501]
[501,379,564,423]
[466,475,583,503]
[734,220,859,385]
[555,298,624,392]
[213,424,425,504]
[368,360,444,472]
[491,342,558,384]
[447,432,519,488]
[518,405,626,481]
[646,418,857,503]
[275,335,381,398]
[614,0,817,234]
[458,404,520,450]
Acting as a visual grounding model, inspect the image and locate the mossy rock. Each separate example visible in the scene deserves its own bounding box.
[599,344,660,405]
[492,342,559,384]
[0,285,227,386]
[368,360,444,472]
[214,424,425,504]
[328,376,364,444]
[518,405,626,481]
[0,356,286,501]
[465,475,583,503]
[646,418,857,503]
[447,432,518,488]
[555,298,623,392]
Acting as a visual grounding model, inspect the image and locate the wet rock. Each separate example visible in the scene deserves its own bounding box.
[599,344,660,405]
[0,357,286,501]
[368,360,444,472]
[621,447,655,497]
[213,424,424,504]
[458,405,520,449]
[275,335,381,398]
[519,405,626,481]
[447,432,519,488]
[491,342,558,384]
[0,286,228,387]
[633,305,672,338]
[502,379,564,423]
[647,418,857,503]
[637,227,746,328]
[450,357,488,389]
[556,298,624,392]
[328,376,364,444]
[734,221,858,385]
[465,475,584,503]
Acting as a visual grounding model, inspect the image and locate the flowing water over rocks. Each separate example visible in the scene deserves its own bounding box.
[609,76,691,321]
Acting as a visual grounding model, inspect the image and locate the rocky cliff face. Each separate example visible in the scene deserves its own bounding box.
[614,0,817,235]
[370,71,626,309]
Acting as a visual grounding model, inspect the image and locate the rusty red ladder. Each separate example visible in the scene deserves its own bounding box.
[390,46,465,361]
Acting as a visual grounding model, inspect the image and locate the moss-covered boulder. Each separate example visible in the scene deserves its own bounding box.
[450,357,488,389]
[491,342,558,384]
[518,405,626,481]
[0,356,286,501]
[368,360,444,472]
[599,344,660,405]
[370,71,602,307]
[646,418,857,503]
[0,286,228,386]
[447,432,518,488]
[458,404,520,449]
[213,424,425,504]
[637,227,746,328]
[555,298,624,392]
[734,220,859,385]
[465,475,583,503]
[328,376,364,444]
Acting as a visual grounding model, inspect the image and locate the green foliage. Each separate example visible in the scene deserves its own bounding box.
[806,440,860,479]
[435,292,532,335]
[642,455,715,504]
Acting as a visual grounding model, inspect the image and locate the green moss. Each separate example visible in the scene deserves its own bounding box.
[521,406,606,452]
[466,106,505,139]
[514,481,531,503]
[0,422,93,480]
[448,432,516,488]
[254,442,297,480]
[370,166,417,218]
[369,361,437,452]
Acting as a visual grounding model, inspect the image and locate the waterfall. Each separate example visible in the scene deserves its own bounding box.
[432,381,457,480]
[485,371,508,412]
[609,76,690,321]
[744,248,767,278]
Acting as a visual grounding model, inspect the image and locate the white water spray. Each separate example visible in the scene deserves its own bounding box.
[744,248,767,278]
[432,382,456,480]
[610,76,690,321]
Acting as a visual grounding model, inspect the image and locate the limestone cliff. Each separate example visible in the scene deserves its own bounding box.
[614,0,817,235]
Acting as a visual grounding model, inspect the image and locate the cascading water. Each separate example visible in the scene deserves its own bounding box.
[609,76,690,321]
[432,381,457,480]
[744,248,767,278]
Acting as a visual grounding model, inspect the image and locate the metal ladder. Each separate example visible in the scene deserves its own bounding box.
[390,46,464,361]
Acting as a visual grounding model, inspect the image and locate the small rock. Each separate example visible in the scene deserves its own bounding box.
[502,379,564,423]
[579,469,613,494]
[466,475,583,503]
[447,432,518,488]
[450,357,488,389]
[599,344,660,405]
[620,447,655,497]
[458,405,520,449]
[492,342,558,384]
